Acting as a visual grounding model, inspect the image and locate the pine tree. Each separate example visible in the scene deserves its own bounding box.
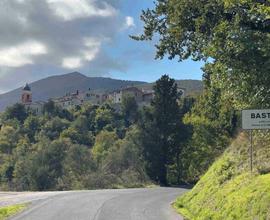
[142,75,182,186]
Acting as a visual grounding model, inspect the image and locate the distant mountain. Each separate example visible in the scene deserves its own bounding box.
[0,72,146,111]
[0,72,203,112]
[136,79,203,96]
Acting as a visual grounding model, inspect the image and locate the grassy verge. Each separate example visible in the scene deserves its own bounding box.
[0,204,27,220]
[174,132,270,220]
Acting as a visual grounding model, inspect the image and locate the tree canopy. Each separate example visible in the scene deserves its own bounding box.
[133,0,270,107]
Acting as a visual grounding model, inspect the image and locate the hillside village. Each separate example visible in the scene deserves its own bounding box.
[21,83,186,114]
[1,0,269,219]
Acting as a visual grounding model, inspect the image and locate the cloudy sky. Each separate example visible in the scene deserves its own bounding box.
[0,0,203,94]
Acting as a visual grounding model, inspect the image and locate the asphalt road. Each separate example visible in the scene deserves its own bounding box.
[8,187,187,220]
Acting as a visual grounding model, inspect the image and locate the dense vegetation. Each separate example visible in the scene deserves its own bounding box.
[0,75,198,191]
[175,132,270,219]
[134,0,269,106]
[0,100,148,190]
[0,203,27,220]
[135,0,270,219]
[0,1,269,218]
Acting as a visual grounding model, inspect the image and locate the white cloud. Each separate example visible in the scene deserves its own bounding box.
[62,38,101,69]
[0,41,47,67]
[125,16,135,28]
[62,57,82,69]
[0,0,121,71]
[84,37,101,48]
[83,48,99,61]
[0,0,129,93]
[17,14,28,26]
[47,0,117,21]
[83,37,101,61]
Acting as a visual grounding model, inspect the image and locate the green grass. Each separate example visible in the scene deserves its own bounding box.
[0,204,27,220]
[174,132,270,220]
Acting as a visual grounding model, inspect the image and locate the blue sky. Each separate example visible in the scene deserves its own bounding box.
[107,1,204,82]
[0,0,203,94]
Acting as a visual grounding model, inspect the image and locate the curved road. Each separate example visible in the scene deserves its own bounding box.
[9,188,187,220]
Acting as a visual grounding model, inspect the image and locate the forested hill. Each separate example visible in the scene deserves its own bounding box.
[0,75,195,191]
[0,72,146,111]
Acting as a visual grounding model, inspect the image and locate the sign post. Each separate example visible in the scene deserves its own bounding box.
[242,109,270,173]
[249,130,253,172]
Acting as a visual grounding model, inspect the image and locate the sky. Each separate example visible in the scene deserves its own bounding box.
[0,0,204,94]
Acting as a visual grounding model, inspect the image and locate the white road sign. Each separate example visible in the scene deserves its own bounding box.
[242,109,270,130]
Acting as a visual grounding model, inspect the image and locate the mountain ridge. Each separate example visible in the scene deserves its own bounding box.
[0,72,147,111]
[0,72,203,111]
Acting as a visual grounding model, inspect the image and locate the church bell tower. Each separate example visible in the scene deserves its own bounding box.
[21,83,32,104]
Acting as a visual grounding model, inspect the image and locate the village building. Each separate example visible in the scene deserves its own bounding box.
[83,89,108,105]
[107,86,185,106]
[53,90,82,110]
[108,87,145,104]
[53,89,109,109]
[21,83,45,115]
[20,83,186,112]
[141,89,155,106]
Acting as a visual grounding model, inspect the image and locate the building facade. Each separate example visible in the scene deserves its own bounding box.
[21,83,44,115]
[21,83,32,104]
[53,90,83,110]
[108,87,144,104]
[20,83,186,113]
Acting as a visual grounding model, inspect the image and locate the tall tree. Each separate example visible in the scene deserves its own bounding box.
[0,125,19,154]
[121,95,138,127]
[4,103,28,123]
[23,116,41,142]
[141,75,182,186]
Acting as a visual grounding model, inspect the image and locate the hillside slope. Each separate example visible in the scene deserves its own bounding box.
[0,73,203,112]
[0,72,146,111]
[137,79,203,96]
[175,132,270,220]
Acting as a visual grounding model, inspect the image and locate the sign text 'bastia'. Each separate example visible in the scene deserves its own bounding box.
[242,109,270,130]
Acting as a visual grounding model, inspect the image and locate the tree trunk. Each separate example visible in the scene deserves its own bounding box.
[160,138,168,186]
[159,162,168,186]
[176,151,181,185]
